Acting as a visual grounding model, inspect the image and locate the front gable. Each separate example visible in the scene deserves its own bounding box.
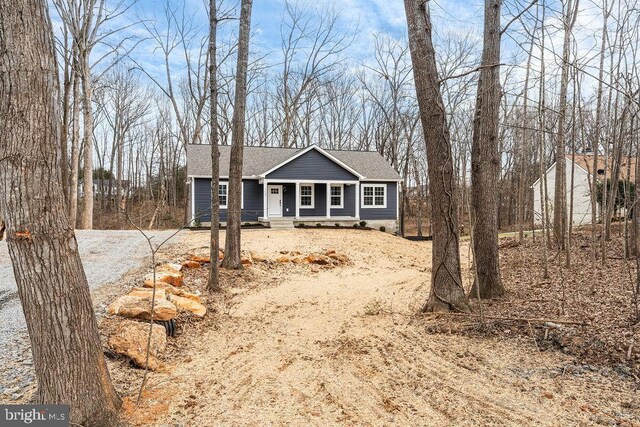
[265,147,359,181]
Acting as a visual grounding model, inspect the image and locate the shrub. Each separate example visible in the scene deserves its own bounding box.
[244,222,251,227]
[194,217,202,227]
[335,223,341,228]
[352,223,358,228]
[379,226,386,232]
[359,220,367,227]
[316,223,322,227]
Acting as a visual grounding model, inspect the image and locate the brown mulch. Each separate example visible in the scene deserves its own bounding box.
[432,227,640,377]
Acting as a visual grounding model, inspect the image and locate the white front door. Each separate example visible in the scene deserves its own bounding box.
[267,185,283,217]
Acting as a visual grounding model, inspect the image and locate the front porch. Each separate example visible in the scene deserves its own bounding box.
[259,179,360,224]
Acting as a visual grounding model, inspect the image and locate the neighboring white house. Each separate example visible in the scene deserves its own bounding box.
[532,154,636,226]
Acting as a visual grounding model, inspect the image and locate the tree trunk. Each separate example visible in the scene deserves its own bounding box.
[79,58,94,229]
[469,0,505,299]
[0,1,121,424]
[69,61,81,227]
[223,0,253,270]
[209,0,221,290]
[404,0,470,313]
[553,0,579,249]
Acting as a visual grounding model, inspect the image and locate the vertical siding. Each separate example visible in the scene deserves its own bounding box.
[193,178,263,223]
[266,149,358,180]
[359,181,398,221]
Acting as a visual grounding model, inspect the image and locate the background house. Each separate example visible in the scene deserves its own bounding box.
[532,154,636,226]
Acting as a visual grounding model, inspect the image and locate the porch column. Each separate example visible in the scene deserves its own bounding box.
[355,181,360,220]
[263,179,268,219]
[326,183,331,218]
[295,182,300,218]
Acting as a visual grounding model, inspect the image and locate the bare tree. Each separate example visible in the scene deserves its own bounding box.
[552,0,580,249]
[469,0,505,299]
[0,1,121,423]
[223,0,253,269]
[209,0,221,290]
[404,0,470,312]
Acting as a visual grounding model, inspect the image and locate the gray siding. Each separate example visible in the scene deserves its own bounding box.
[359,182,398,221]
[266,149,358,181]
[282,183,296,217]
[299,183,327,217]
[193,178,263,223]
[330,183,356,217]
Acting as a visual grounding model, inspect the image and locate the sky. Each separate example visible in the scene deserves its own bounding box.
[61,0,488,82]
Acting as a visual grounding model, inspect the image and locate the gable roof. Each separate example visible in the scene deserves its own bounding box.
[186,144,402,181]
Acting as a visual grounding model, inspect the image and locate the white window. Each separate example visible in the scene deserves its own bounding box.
[362,184,386,208]
[299,184,314,208]
[330,184,343,208]
[218,181,244,209]
[219,182,228,208]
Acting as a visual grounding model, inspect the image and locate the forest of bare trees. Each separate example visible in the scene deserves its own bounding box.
[2,0,640,422]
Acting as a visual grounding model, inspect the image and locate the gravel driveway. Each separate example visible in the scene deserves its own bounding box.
[0,229,183,400]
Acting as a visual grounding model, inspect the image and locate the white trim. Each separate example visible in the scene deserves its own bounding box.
[355,181,360,219]
[361,183,387,208]
[218,181,229,209]
[190,177,196,222]
[360,178,403,182]
[299,183,315,209]
[329,184,344,209]
[396,183,399,221]
[326,183,331,218]
[267,184,283,217]
[258,145,365,179]
[189,175,258,180]
[259,179,358,184]
[295,182,301,218]
[263,179,269,218]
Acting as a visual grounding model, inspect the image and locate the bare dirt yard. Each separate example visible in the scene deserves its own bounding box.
[112,228,640,426]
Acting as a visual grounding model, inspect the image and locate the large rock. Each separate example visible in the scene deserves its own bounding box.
[106,319,166,370]
[181,260,201,269]
[128,287,167,300]
[144,270,184,287]
[305,254,331,265]
[169,295,206,317]
[107,295,177,321]
[250,251,267,263]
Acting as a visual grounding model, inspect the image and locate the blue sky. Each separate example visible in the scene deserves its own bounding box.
[118,0,486,80]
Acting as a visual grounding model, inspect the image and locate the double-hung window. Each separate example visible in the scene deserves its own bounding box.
[330,184,343,208]
[219,182,228,208]
[299,184,314,208]
[362,184,386,208]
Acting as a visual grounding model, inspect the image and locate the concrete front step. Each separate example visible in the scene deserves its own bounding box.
[268,219,295,229]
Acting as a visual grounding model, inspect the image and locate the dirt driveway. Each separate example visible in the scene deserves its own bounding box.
[137,229,639,426]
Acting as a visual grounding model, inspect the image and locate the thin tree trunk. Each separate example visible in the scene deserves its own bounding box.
[0,1,121,424]
[209,0,221,290]
[80,58,94,229]
[69,60,81,227]
[469,0,505,299]
[553,0,579,249]
[404,0,470,313]
[223,0,253,269]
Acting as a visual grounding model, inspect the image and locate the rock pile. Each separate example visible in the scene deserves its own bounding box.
[103,260,207,370]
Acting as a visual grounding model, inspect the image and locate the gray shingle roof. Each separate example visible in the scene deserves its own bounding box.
[187,145,402,181]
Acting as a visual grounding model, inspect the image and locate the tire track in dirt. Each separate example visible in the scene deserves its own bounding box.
[150,230,639,426]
